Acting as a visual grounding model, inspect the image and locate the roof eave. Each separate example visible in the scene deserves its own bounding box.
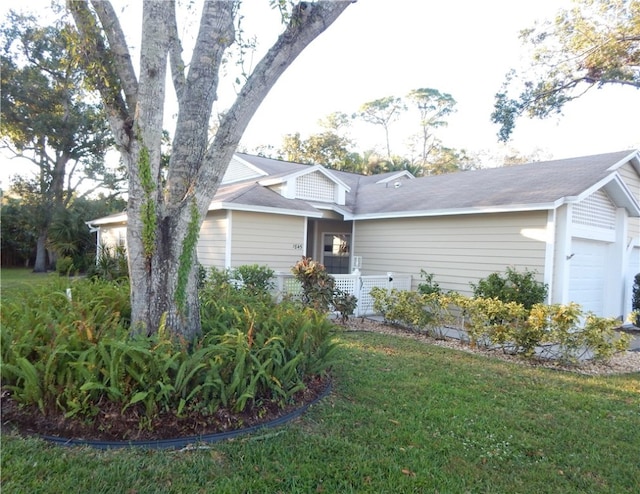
[565,172,640,217]
[209,202,323,218]
[352,203,556,221]
[86,213,128,226]
[606,149,640,174]
[258,164,352,192]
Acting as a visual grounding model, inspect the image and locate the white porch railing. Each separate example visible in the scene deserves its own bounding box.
[273,272,412,317]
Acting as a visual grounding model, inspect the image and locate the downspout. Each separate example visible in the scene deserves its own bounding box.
[544,209,556,305]
[225,210,232,269]
[86,221,101,265]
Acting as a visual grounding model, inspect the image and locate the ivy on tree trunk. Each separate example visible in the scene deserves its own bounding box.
[67,0,352,340]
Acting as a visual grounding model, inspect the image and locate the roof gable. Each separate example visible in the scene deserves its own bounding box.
[258,165,351,205]
[221,155,268,184]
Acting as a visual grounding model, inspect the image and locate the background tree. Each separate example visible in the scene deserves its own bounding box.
[0,194,37,267]
[354,96,406,158]
[279,112,362,171]
[48,194,127,272]
[66,0,352,340]
[0,12,116,271]
[421,147,474,175]
[492,0,640,141]
[0,189,124,269]
[406,88,457,167]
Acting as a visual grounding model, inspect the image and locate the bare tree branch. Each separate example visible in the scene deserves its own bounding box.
[166,1,236,206]
[89,0,138,113]
[166,0,186,102]
[197,1,352,213]
[66,0,132,149]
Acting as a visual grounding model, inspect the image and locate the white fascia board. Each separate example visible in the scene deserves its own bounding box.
[607,149,640,174]
[563,173,640,217]
[86,213,128,226]
[349,203,557,221]
[208,201,323,218]
[603,177,640,216]
[258,165,351,192]
[308,202,354,218]
[375,170,415,183]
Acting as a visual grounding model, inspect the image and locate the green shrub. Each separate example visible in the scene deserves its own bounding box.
[453,294,630,361]
[471,267,548,310]
[332,291,358,323]
[453,294,529,351]
[417,270,441,295]
[56,256,75,276]
[369,287,630,362]
[232,264,275,296]
[87,244,128,281]
[291,257,336,311]
[201,265,274,297]
[370,287,454,337]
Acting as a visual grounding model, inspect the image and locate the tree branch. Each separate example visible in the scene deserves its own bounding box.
[89,0,139,113]
[66,0,132,149]
[166,1,236,205]
[166,0,186,102]
[197,1,352,212]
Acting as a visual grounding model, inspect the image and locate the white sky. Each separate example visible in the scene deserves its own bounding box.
[1,0,639,189]
[239,0,639,161]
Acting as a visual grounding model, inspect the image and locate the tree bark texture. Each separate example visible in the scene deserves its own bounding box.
[68,0,352,340]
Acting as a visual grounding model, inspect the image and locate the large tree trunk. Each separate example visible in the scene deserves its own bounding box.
[33,230,48,273]
[127,193,201,338]
[69,0,352,340]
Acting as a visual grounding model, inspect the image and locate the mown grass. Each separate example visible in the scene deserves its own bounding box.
[1,267,57,294]
[2,331,638,493]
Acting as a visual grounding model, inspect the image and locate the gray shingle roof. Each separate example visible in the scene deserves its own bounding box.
[88,150,639,226]
[353,150,638,216]
[236,150,638,218]
[213,181,320,214]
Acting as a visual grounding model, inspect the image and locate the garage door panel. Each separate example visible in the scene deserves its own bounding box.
[568,239,608,316]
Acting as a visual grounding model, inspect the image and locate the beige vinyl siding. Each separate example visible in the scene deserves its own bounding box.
[618,162,640,239]
[230,211,306,272]
[198,211,227,269]
[99,225,127,250]
[221,156,262,184]
[354,211,548,295]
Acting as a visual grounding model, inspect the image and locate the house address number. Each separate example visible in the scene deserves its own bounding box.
[292,243,303,250]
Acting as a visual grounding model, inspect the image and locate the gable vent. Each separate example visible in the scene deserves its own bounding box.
[295,172,335,202]
[572,189,616,230]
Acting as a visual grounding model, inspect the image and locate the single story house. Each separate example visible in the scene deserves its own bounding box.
[89,149,640,320]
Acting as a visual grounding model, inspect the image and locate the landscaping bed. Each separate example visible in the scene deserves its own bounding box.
[344,317,640,376]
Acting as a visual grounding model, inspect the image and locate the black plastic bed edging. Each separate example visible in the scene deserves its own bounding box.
[41,381,332,450]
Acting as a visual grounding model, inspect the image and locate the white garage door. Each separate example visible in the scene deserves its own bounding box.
[568,238,608,316]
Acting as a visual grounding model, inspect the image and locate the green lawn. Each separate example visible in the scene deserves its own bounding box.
[2,331,638,493]
[1,267,56,294]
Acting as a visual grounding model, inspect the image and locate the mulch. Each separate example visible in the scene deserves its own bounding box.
[0,375,329,443]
